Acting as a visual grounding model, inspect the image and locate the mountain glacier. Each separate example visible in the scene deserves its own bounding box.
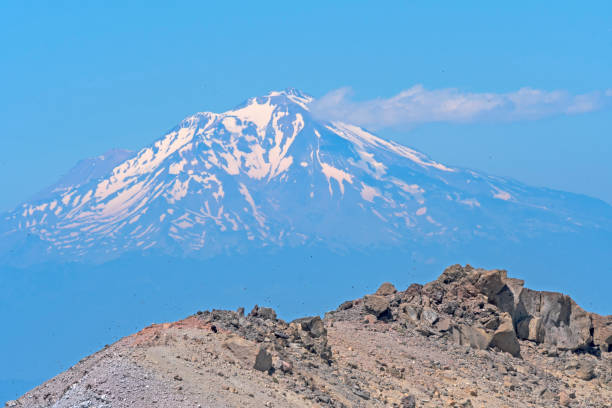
[1,89,611,264]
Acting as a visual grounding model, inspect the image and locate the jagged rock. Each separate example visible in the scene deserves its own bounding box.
[529,292,592,350]
[292,316,326,338]
[249,305,277,321]
[434,265,602,353]
[289,316,332,362]
[399,304,420,323]
[474,269,507,299]
[422,281,445,304]
[253,346,273,372]
[421,308,439,326]
[363,295,392,320]
[490,313,521,357]
[437,264,471,284]
[375,282,397,296]
[591,314,612,352]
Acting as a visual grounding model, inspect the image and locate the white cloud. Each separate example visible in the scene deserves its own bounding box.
[310,85,610,129]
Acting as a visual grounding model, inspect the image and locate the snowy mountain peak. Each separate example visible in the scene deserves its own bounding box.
[1,90,611,264]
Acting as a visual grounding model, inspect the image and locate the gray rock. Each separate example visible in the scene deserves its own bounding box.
[592,314,612,352]
[421,307,439,326]
[353,389,370,400]
[532,292,591,350]
[400,394,416,408]
[399,304,421,323]
[254,346,273,372]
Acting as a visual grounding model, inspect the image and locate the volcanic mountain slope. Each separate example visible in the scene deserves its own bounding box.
[1,89,611,263]
[8,265,611,408]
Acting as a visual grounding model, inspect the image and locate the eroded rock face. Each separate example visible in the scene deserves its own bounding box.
[362,264,610,357]
[592,315,612,352]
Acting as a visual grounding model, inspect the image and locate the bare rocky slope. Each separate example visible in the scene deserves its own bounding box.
[7,265,611,408]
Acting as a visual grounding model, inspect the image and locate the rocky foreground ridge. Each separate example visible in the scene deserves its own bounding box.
[8,265,611,407]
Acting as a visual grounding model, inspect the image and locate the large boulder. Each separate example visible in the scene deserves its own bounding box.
[223,336,257,367]
[421,307,439,326]
[490,313,521,357]
[292,316,326,338]
[474,269,507,299]
[253,346,273,372]
[375,282,397,296]
[364,295,392,320]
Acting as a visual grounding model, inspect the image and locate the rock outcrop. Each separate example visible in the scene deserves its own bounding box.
[8,264,611,408]
[392,264,611,356]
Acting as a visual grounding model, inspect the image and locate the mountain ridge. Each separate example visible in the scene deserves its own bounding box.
[2,89,611,264]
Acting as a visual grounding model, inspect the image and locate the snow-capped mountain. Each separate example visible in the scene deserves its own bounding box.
[2,89,611,263]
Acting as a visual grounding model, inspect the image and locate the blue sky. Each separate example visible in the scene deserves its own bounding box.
[1,1,611,211]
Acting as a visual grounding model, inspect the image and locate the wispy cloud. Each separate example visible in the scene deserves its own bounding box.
[310,85,611,129]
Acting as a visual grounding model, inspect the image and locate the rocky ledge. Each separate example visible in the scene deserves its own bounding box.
[349,264,611,357]
[7,265,611,408]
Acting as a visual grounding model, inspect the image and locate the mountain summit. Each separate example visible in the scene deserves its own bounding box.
[1,89,611,263]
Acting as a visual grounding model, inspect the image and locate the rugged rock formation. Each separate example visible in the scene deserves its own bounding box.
[7,265,611,408]
[409,264,611,354]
